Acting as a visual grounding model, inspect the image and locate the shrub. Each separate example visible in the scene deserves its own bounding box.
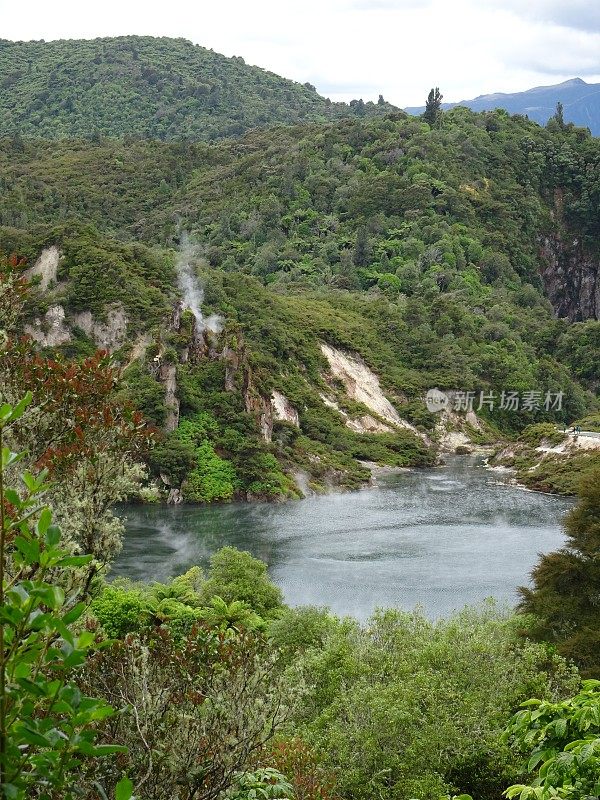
[200,547,284,618]
[91,585,151,638]
[519,469,600,677]
[504,680,600,800]
[0,394,126,797]
[183,440,237,502]
[518,423,565,448]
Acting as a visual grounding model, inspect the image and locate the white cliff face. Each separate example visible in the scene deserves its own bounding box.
[271,391,300,427]
[25,246,60,292]
[24,305,71,347]
[73,305,128,352]
[24,300,129,354]
[319,394,395,433]
[319,343,419,434]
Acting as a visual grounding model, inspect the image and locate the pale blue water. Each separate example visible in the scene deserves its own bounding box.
[114,456,570,619]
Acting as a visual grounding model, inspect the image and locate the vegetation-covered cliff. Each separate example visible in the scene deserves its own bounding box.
[1,39,598,491]
[2,99,600,498]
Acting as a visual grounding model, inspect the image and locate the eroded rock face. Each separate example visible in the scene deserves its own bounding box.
[125,333,152,368]
[347,414,395,434]
[25,246,60,292]
[244,384,273,442]
[320,343,418,434]
[320,394,395,434]
[24,305,71,347]
[540,235,600,321]
[166,487,184,505]
[160,363,180,433]
[271,391,300,427]
[72,305,128,352]
[434,400,487,453]
[222,331,274,441]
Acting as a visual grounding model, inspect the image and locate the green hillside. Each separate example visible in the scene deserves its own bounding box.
[0,36,396,141]
[1,106,599,498]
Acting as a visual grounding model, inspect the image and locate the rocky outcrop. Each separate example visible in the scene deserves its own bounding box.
[166,487,184,504]
[244,378,273,442]
[125,333,152,368]
[222,331,274,441]
[160,363,180,433]
[434,401,488,453]
[25,301,130,353]
[222,331,244,391]
[73,305,128,352]
[24,245,60,291]
[271,391,300,427]
[320,343,419,434]
[320,393,395,433]
[347,414,395,434]
[189,325,210,363]
[540,234,599,321]
[24,304,71,347]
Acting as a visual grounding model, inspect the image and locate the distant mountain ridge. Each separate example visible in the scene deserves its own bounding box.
[406,78,600,135]
[0,36,397,141]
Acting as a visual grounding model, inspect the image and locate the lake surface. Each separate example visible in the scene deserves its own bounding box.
[114,456,571,619]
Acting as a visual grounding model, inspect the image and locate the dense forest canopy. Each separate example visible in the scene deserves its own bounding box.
[0,36,396,141]
[2,101,599,496]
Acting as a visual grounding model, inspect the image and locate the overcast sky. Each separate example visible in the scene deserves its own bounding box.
[2,0,600,106]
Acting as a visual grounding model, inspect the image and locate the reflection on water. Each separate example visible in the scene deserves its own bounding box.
[113,456,571,619]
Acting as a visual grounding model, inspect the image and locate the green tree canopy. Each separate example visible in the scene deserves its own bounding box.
[519,469,600,677]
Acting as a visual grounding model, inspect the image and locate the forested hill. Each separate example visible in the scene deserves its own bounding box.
[0,36,396,141]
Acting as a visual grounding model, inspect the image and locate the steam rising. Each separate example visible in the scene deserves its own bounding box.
[176,232,223,334]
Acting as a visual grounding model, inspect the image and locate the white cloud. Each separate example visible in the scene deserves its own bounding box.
[479,0,600,33]
[349,0,431,9]
[0,0,599,107]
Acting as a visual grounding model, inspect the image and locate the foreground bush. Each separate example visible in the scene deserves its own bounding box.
[0,394,128,798]
[504,680,600,800]
[79,624,301,800]
[287,605,579,800]
[519,469,600,677]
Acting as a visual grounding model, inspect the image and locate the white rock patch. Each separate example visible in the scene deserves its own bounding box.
[271,391,300,427]
[72,305,128,352]
[320,343,418,433]
[347,414,395,434]
[536,434,600,454]
[439,430,472,451]
[24,305,71,347]
[25,246,60,292]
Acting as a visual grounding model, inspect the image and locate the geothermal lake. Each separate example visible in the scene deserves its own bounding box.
[114,456,571,619]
